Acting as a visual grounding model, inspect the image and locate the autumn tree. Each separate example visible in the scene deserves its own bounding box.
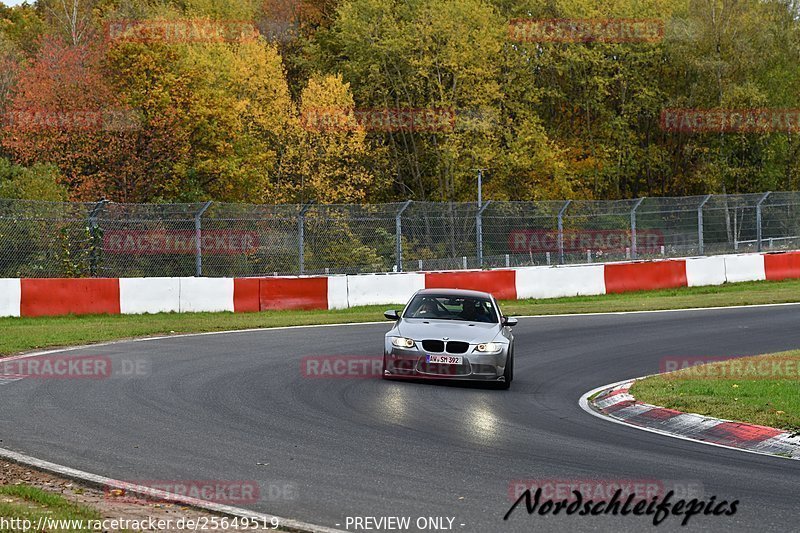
[313,0,507,201]
[0,157,67,200]
[287,73,382,203]
[2,36,120,194]
[3,0,800,202]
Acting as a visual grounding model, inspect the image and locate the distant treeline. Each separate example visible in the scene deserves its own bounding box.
[0,0,798,203]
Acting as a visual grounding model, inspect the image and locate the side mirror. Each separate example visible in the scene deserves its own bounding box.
[384,310,400,321]
[503,316,518,327]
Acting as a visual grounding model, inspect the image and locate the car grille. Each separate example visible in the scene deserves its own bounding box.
[422,340,445,352]
[446,341,469,354]
[421,340,470,353]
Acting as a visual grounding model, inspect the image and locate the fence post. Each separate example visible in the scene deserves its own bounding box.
[194,201,213,277]
[87,199,108,277]
[477,200,492,267]
[697,194,711,255]
[630,197,646,260]
[395,200,412,272]
[557,200,572,265]
[756,192,771,252]
[298,202,313,275]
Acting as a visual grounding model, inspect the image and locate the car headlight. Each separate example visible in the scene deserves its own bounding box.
[476,342,500,353]
[391,337,415,348]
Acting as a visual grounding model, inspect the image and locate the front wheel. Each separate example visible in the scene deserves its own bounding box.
[497,353,513,390]
[381,355,397,381]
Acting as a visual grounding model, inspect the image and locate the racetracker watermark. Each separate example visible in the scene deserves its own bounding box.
[1,109,141,132]
[508,18,664,43]
[300,107,456,133]
[0,356,149,379]
[508,229,664,254]
[103,480,285,506]
[508,479,703,502]
[0,516,281,532]
[103,230,260,255]
[505,479,737,526]
[106,19,259,43]
[302,356,383,379]
[660,356,800,379]
[661,108,800,133]
[302,355,463,379]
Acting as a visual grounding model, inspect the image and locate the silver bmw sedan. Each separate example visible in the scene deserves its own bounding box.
[382,288,517,389]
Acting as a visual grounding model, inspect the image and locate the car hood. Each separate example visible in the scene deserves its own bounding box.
[397,318,501,344]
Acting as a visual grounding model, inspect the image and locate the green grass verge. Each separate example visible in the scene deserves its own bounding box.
[0,485,101,532]
[630,351,800,432]
[2,278,800,357]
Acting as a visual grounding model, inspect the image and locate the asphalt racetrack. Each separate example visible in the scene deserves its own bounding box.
[2,305,800,532]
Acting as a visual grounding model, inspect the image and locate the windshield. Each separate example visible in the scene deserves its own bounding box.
[403,295,499,323]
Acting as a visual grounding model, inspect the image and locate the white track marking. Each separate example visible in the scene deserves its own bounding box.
[517,300,800,319]
[0,447,346,533]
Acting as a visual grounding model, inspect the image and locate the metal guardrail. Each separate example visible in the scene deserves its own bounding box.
[1,192,799,278]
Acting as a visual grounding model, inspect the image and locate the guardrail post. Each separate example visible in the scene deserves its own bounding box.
[194,201,212,277]
[557,200,571,265]
[87,199,108,277]
[630,197,645,259]
[756,192,771,252]
[298,202,313,275]
[395,200,412,272]
[477,200,492,267]
[697,195,711,255]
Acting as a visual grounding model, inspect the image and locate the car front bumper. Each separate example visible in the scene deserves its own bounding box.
[383,342,510,382]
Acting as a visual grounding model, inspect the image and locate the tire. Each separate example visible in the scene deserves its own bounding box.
[497,352,513,390]
[381,355,396,381]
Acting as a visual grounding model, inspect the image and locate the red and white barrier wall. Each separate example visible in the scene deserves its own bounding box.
[2,251,800,318]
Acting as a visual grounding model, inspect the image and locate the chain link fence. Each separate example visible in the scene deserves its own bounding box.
[1,192,799,278]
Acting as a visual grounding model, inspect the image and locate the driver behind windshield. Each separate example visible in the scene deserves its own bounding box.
[460,301,478,321]
[406,295,497,322]
[461,299,493,323]
[415,298,440,318]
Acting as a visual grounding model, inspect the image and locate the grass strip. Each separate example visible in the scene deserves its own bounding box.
[0,485,101,532]
[2,278,800,357]
[630,351,800,432]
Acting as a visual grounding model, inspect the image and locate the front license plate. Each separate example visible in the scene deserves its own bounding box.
[427,354,462,365]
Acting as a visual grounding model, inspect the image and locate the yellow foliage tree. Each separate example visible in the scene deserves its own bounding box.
[287,73,383,203]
